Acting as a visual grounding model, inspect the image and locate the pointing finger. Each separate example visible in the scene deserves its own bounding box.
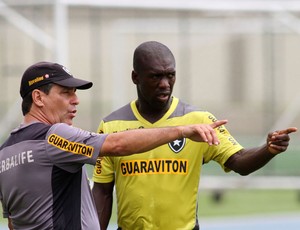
[277,127,298,135]
[210,120,228,129]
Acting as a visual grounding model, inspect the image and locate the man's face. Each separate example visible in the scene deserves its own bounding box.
[134,55,176,110]
[40,84,79,125]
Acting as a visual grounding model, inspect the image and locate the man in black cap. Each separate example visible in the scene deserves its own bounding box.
[0,61,227,229]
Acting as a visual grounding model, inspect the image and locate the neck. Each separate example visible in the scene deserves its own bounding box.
[136,98,172,123]
[23,112,50,125]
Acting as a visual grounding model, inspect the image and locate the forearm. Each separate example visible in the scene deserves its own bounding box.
[99,197,112,230]
[99,120,226,157]
[100,126,183,156]
[225,144,276,176]
[92,183,113,229]
[225,127,298,175]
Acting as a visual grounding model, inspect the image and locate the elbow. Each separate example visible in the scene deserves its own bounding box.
[101,135,128,156]
[237,171,251,176]
[225,151,253,176]
[233,168,253,176]
[108,144,127,156]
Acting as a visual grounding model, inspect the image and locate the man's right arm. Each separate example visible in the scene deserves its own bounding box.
[92,181,114,230]
[99,120,227,157]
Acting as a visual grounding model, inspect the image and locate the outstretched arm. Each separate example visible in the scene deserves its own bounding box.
[99,120,227,157]
[225,127,297,175]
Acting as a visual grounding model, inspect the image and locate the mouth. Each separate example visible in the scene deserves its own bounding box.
[156,92,170,102]
[69,110,77,118]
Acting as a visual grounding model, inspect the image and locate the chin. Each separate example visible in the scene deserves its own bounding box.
[64,120,73,126]
[154,102,169,110]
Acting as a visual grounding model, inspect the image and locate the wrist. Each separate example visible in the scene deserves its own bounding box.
[177,126,186,139]
[267,144,280,155]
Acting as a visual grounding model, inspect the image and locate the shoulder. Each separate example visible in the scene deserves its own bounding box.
[0,122,51,150]
[48,123,94,137]
[171,99,205,116]
[102,102,135,122]
[170,98,218,123]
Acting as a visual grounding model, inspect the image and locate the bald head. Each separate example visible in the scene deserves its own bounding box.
[133,41,175,73]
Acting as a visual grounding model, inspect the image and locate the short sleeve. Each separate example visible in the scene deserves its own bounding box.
[45,123,108,172]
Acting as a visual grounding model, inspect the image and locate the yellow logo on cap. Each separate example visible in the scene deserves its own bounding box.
[28,76,44,86]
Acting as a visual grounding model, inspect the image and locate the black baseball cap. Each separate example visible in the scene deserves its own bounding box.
[20,61,93,98]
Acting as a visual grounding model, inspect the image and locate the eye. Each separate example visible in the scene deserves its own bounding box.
[62,88,75,95]
[63,89,71,94]
[150,74,160,80]
[168,73,175,78]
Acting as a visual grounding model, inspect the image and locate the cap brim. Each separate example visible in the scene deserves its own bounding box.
[55,77,93,90]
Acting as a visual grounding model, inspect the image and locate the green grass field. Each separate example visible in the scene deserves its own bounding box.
[198,189,300,217]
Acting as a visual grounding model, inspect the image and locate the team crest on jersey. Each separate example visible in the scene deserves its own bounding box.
[168,138,186,153]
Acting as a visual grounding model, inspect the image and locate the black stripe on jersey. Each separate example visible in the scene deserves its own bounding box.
[103,103,136,122]
[0,123,51,150]
[52,165,82,230]
[103,100,202,123]
[169,100,201,118]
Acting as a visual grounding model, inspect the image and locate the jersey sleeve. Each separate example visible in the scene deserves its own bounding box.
[45,123,107,173]
[92,120,115,183]
[96,120,104,134]
[202,112,244,172]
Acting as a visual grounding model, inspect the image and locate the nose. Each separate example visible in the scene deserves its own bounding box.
[158,76,170,88]
[71,93,80,105]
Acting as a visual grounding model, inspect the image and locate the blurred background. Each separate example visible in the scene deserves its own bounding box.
[0,0,300,229]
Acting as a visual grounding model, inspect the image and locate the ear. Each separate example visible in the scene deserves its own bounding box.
[131,70,139,85]
[31,89,44,107]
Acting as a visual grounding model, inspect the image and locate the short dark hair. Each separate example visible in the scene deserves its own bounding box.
[133,41,175,73]
[21,83,53,116]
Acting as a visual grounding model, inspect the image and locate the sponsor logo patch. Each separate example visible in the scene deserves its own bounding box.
[48,134,94,157]
[28,76,44,86]
[94,157,103,175]
[120,159,188,176]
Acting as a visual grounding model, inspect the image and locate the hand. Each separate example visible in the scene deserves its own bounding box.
[267,127,298,154]
[181,120,228,145]
[8,217,13,230]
